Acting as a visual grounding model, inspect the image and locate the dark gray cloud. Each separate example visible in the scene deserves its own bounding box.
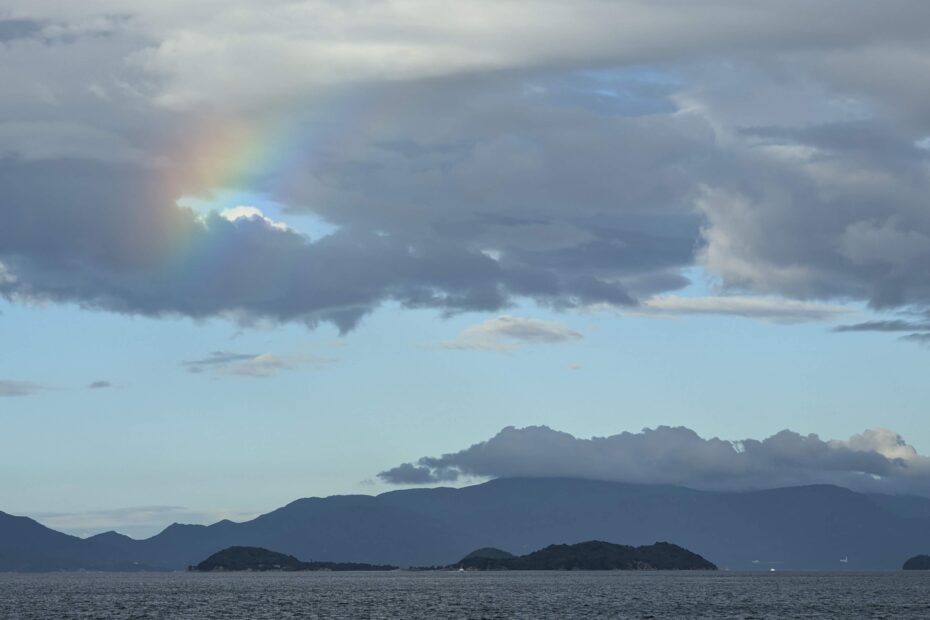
[0,380,45,397]
[698,118,930,310]
[0,124,680,331]
[834,320,930,333]
[0,19,42,42]
[2,2,930,332]
[740,121,930,166]
[833,320,930,349]
[87,380,112,389]
[379,425,930,497]
[377,463,458,485]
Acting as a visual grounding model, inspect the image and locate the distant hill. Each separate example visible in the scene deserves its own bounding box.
[0,511,162,572]
[902,555,930,570]
[456,541,715,570]
[4,478,930,570]
[462,547,516,561]
[191,546,396,572]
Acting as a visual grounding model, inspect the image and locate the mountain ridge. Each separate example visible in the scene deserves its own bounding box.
[4,478,930,571]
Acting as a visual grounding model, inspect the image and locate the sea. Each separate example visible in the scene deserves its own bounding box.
[1,571,928,619]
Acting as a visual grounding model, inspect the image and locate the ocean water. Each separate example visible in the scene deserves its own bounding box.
[1,571,928,619]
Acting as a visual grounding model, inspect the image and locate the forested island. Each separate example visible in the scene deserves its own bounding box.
[190,546,397,571]
[902,555,930,570]
[453,540,716,571]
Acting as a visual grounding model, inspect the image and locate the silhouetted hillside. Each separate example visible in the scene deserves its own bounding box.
[462,547,516,561]
[456,540,715,570]
[902,554,930,570]
[3,478,930,570]
[191,546,396,571]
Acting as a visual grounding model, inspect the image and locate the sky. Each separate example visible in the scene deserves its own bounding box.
[2,1,930,538]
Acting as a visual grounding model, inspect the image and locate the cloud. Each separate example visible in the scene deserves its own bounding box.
[440,316,582,351]
[834,320,930,333]
[0,380,46,397]
[182,350,334,378]
[7,1,928,110]
[694,121,930,311]
[901,333,930,347]
[0,121,151,164]
[219,206,290,232]
[182,351,258,372]
[379,425,930,497]
[0,19,43,43]
[834,319,930,349]
[219,354,293,378]
[636,295,852,324]
[1,2,930,331]
[87,380,112,389]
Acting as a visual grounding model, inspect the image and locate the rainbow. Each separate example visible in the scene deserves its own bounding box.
[169,88,373,205]
[151,91,373,302]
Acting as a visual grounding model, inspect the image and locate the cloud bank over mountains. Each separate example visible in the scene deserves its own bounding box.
[379,425,930,497]
[2,2,930,332]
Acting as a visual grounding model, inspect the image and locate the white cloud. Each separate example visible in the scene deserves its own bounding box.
[0,261,16,285]
[219,353,292,378]
[636,295,852,324]
[833,428,924,464]
[220,206,290,232]
[440,316,582,351]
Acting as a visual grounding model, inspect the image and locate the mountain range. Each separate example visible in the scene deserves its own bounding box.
[3,477,930,571]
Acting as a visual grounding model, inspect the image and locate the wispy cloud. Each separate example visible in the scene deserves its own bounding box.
[0,380,46,397]
[834,319,930,349]
[440,316,582,352]
[901,333,930,347]
[633,295,852,324]
[834,320,930,332]
[219,353,293,378]
[182,350,335,378]
[182,351,259,373]
[87,380,113,389]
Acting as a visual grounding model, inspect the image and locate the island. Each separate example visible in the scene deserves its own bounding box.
[453,540,716,571]
[903,554,930,570]
[189,546,397,571]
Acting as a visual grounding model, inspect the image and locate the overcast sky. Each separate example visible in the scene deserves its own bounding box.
[3,1,930,538]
